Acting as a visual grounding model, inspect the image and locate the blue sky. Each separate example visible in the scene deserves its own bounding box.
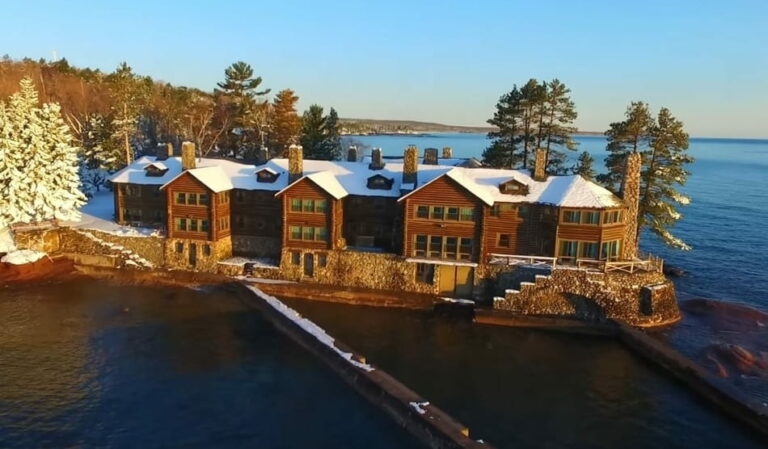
[2,0,766,137]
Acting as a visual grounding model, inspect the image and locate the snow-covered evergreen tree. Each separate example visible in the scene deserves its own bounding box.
[79,113,120,196]
[0,78,86,227]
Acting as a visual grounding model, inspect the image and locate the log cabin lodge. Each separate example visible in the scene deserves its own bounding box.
[109,142,641,298]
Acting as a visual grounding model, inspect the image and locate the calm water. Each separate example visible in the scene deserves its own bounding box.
[352,134,768,311]
[286,299,765,449]
[0,280,421,449]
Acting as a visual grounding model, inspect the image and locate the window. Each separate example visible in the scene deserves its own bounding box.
[559,241,578,258]
[124,185,142,197]
[414,235,428,257]
[175,192,186,205]
[291,199,302,212]
[201,220,209,232]
[580,242,599,259]
[175,217,187,231]
[498,234,511,248]
[446,207,460,221]
[174,192,211,206]
[303,226,315,241]
[219,217,229,231]
[199,193,209,205]
[291,251,301,265]
[429,236,442,258]
[491,203,516,217]
[416,205,429,219]
[315,199,328,213]
[203,245,211,256]
[518,205,529,219]
[174,218,209,233]
[601,240,621,260]
[583,211,600,225]
[190,219,198,232]
[415,205,475,221]
[288,226,327,241]
[290,225,301,240]
[318,253,327,267]
[445,237,458,259]
[415,263,435,284]
[175,242,184,253]
[430,206,444,220]
[459,238,473,260]
[302,199,315,212]
[603,210,623,224]
[315,227,328,241]
[460,207,474,221]
[563,210,581,224]
[188,193,198,205]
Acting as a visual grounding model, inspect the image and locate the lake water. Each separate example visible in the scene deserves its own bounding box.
[351,134,768,311]
[0,281,420,449]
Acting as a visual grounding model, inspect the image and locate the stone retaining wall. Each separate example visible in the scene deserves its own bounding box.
[493,267,679,326]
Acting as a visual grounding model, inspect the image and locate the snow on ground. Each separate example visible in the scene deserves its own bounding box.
[1,249,47,265]
[246,285,374,372]
[409,401,430,415]
[75,229,154,268]
[219,257,279,268]
[0,228,16,253]
[59,191,162,237]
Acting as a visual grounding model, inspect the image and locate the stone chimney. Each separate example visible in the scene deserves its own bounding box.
[181,141,196,170]
[256,146,269,165]
[347,146,358,162]
[442,147,453,159]
[403,145,418,186]
[620,152,642,260]
[288,144,304,184]
[533,148,547,181]
[369,147,385,170]
[156,142,173,160]
[423,148,438,165]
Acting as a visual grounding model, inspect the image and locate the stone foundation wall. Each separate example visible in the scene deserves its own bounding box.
[493,267,679,326]
[232,235,281,258]
[164,236,232,272]
[13,228,61,254]
[278,248,439,294]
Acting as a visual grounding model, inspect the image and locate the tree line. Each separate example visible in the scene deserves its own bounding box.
[482,79,693,250]
[0,56,343,173]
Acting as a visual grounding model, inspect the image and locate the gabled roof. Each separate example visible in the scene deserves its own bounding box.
[159,166,233,193]
[145,161,168,171]
[275,171,349,199]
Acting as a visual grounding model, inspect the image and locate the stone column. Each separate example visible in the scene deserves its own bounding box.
[402,145,418,186]
[181,141,196,170]
[347,146,358,162]
[288,144,303,184]
[621,152,642,260]
[423,148,438,165]
[369,148,385,170]
[533,148,547,181]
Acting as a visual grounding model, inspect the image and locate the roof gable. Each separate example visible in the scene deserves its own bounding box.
[160,166,234,193]
[275,171,349,200]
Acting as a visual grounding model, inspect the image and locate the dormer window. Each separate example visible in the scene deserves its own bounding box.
[144,162,168,177]
[367,174,394,190]
[256,168,279,183]
[499,179,528,195]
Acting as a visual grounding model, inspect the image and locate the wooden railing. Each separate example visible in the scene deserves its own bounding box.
[490,252,663,274]
[489,254,558,269]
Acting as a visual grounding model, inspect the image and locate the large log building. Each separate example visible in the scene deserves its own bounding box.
[110,142,639,296]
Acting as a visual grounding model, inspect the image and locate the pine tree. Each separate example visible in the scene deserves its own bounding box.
[572,151,596,180]
[483,88,523,168]
[518,79,543,168]
[321,108,342,161]
[300,105,327,159]
[0,78,85,227]
[642,107,693,250]
[598,102,693,250]
[108,62,150,166]
[268,89,300,156]
[597,101,654,190]
[541,79,578,172]
[216,61,270,156]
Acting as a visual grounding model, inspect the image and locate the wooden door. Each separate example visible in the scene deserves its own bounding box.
[438,265,456,296]
[303,253,314,277]
[455,266,474,298]
[189,243,197,267]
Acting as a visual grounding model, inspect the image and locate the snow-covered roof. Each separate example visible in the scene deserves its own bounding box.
[110,155,622,208]
[159,166,234,193]
[145,161,168,171]
[275,170,349,200]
